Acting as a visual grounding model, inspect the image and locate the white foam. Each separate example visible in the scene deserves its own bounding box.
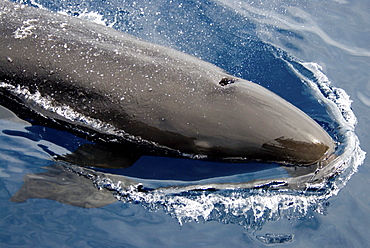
[13,19,38,39]
[57,9,111,27]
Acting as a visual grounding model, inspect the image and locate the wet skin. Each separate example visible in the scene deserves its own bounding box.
[0,0,335,166]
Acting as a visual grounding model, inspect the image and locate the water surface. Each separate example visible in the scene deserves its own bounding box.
[0,0,369,247]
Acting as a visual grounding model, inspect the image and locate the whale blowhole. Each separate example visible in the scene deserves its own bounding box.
[219,78,235,86]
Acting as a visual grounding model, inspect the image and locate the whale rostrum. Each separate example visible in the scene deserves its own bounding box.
[0,0,335,166]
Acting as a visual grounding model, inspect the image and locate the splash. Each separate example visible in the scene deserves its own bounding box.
[13,18,38,39]
[57,9,111,27]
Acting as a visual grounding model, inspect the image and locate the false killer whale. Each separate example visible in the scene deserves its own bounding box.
[0,0,335,166]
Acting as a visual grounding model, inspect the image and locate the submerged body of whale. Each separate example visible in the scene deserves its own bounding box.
[0,0,335,166]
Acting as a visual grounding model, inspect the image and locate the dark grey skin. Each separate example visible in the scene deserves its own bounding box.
[0,0,335,166]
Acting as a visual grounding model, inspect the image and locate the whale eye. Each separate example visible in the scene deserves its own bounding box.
[219,78,235,86]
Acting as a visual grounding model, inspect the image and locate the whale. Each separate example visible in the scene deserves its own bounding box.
[0,0,335,166]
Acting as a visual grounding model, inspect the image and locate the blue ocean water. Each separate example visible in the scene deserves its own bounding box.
[1,0,369,247]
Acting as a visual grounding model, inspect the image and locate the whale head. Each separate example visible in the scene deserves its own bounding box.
[122,73,335,165]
